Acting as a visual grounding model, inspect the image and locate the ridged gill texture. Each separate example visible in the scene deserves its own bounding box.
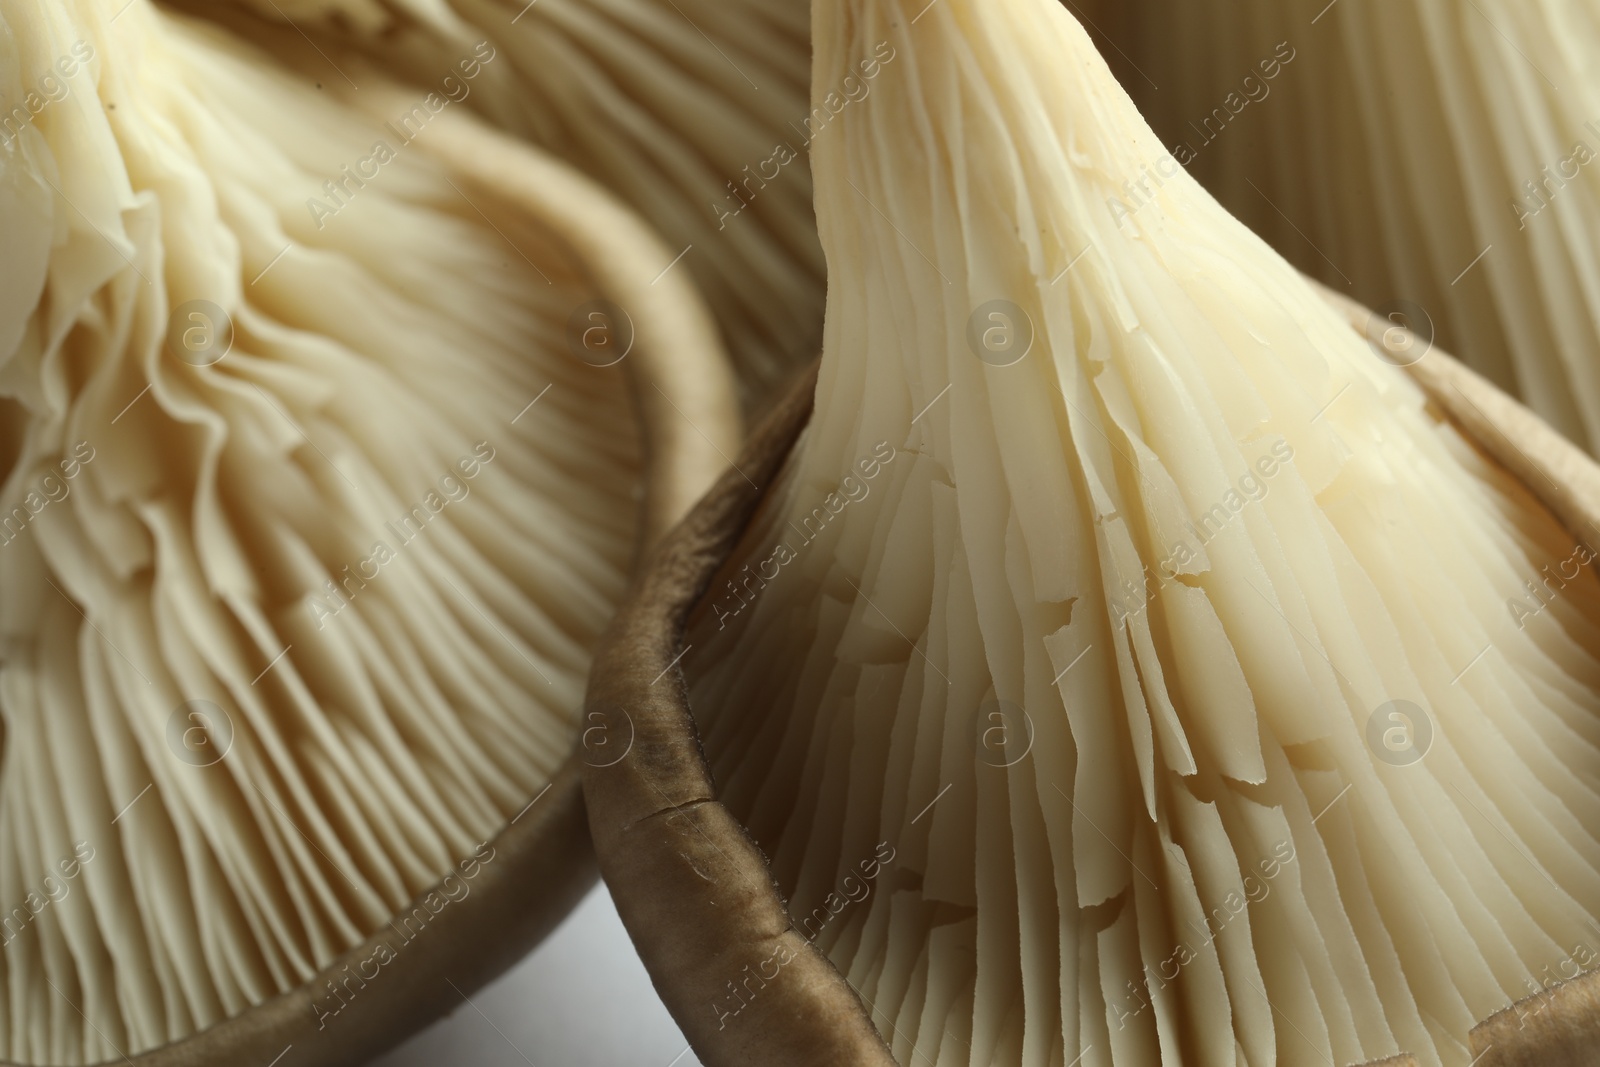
[685,1,1600,1065]
[0,1,643,1060]
[1099,0,1600,453]
[198,0,825,408]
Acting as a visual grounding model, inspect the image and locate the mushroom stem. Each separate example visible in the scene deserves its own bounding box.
[582,359,899,1067]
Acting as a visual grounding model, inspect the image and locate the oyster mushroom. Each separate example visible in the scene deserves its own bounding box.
[1092,0,1600,454]
[0,1,735,1063]
[182,0,825,408]
[585,0,1600,1065]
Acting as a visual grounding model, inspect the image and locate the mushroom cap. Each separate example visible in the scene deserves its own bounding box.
[1099,0,1600,453]
[0,1,733,1062]
[185,0,825,409]
[674,1,1600,1065]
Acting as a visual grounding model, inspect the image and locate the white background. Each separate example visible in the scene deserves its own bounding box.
[372,884,703,1067]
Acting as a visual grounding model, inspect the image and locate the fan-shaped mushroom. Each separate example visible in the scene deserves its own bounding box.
[0,1,736,1062]
[585,1,1600,1065]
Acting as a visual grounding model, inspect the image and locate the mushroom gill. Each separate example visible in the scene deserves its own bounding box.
[186,0,825,408]
[0,1,733,1062]
[1091,0,1600,454]
[676,1,1600,1064]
